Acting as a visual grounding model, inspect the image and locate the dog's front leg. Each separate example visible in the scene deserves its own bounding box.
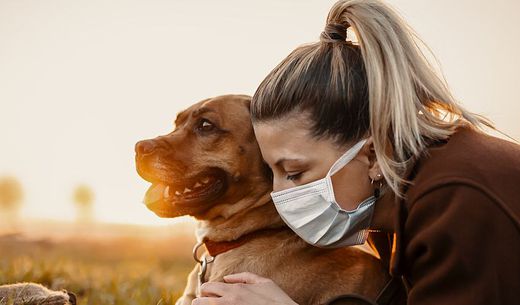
[175,264,200,305]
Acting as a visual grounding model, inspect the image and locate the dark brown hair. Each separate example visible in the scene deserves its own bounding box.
[251,40,369,147]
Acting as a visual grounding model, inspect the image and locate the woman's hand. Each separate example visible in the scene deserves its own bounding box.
[192,272,298,305]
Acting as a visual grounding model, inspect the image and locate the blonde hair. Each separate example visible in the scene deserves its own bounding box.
[251,0,493,197]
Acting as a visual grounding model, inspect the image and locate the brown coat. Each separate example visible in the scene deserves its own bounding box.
[371,126,520,305]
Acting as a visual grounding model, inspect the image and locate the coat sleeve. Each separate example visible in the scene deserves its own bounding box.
[403,183,520,305]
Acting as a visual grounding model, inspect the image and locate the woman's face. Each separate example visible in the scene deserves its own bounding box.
[253,111,381,211]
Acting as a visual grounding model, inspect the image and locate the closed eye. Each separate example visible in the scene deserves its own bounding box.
[286,172,302,181]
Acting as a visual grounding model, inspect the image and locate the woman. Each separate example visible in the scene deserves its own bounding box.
[192,0,520,304]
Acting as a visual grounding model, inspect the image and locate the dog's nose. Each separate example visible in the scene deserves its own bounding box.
[135,140,157,155]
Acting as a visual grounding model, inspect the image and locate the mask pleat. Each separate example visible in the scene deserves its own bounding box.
[270,138,377,248]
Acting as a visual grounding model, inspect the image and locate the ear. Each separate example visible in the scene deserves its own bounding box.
[364,137,383,182]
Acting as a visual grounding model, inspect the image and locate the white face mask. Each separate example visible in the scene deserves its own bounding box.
[270,138,376,248]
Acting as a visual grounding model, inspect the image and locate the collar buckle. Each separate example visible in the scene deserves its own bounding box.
[192,241,215,291]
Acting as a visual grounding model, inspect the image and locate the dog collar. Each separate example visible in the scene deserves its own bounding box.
[192,226,287,289]
[202,226,287,257]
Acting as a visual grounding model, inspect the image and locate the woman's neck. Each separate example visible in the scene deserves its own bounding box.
[370,189,397,233]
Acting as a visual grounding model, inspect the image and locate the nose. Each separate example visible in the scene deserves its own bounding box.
[135,140,157,155]
[272,177,286,193]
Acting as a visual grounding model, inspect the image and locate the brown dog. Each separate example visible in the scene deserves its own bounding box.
[135,95,391,305]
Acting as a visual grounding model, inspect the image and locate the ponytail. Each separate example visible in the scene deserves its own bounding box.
[327,0,493,195]
[251,0,493,197]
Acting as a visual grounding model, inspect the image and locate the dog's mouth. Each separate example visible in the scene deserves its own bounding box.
[143,168,228,207]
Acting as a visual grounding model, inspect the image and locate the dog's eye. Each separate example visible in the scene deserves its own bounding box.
[196,118,215,132]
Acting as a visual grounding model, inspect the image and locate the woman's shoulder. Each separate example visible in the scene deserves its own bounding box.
[405,125,520,222]
[416,125,520,174]
[389,127,520,304]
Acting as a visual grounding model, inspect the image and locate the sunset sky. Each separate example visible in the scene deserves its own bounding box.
[1,0,518,226]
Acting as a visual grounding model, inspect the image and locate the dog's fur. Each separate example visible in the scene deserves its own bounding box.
[0,283,75,305]
[135,95,391,305]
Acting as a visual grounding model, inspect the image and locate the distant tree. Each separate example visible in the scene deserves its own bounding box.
[0,176,24,228]
[73,184,94,223]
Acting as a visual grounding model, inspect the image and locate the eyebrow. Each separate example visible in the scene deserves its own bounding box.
[174,107,215,126]
[275,158,303,168]
[193,107,215,117]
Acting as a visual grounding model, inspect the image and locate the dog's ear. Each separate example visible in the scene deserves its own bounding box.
[239,95,272,183]
[241,97,258,144]
[238,95,252,113]
[261,160,273,184]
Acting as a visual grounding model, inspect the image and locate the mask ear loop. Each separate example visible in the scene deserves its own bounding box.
[371,174,384,198]
[328,138,368,176]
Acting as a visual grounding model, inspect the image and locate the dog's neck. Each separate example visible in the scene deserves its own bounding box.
[195,191,286,243]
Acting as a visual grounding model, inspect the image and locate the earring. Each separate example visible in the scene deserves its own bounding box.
[370,173,383,184]
[371,173,383,198]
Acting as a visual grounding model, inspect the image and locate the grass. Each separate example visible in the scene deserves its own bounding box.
[0,229,197,305]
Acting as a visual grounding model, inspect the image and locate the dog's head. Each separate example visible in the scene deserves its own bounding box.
[135,94,273,219]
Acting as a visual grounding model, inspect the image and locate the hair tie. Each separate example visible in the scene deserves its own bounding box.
[320,22,350,43]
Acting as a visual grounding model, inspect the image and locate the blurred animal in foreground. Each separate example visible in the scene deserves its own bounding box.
[0,283,76,305]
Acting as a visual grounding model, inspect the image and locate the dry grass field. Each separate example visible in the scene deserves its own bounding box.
[0,221,197,305]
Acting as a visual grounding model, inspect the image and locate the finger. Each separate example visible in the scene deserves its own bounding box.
[223,272,271,284]
[199,282,230,297]
[191,297,223,305]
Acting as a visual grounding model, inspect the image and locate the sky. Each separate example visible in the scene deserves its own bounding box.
[1,0,519,226]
